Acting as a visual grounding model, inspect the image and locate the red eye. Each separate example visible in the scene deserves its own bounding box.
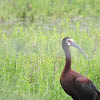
[68,40,71,43]
[68,40,70,42]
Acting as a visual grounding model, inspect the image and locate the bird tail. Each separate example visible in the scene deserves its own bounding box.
[96,90,100,98]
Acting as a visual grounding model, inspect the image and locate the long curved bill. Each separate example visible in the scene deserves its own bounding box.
[70,41,87,59]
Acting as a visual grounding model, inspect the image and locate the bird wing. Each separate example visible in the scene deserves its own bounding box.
[75,77,93,94]
[75,77,100,99]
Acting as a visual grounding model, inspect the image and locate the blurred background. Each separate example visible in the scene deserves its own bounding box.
[0,0,100,21]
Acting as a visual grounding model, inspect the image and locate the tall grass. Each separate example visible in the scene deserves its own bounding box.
[0,18,100,100]
[0,0,100,21]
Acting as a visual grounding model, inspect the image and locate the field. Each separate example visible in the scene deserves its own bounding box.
[0,17,100,100]
[0,0,100,100]
[0,0,100,21]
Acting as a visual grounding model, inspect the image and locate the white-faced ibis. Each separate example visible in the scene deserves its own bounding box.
[60,37,100,100]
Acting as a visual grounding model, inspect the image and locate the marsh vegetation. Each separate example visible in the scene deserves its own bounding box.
[0,0,100,100]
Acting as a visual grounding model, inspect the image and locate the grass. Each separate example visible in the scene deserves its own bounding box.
[0,18,100,100]
[0,0,100,99]
[0,17,100,100]
[0,0,100,21]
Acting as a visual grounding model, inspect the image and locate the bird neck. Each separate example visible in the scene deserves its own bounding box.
[65,47,71,70]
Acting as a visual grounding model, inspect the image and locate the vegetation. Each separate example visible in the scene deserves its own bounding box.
[0,0,100,21]
[0,18,100,100]
[0,0,100,100]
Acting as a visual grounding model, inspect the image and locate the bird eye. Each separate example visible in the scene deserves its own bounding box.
[67,40,70,42]
[67,39,71,43]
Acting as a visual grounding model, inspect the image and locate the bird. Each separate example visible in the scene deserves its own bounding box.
[60,37,100,100]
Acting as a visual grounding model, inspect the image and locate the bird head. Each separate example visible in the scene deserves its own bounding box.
[62,37,87,59]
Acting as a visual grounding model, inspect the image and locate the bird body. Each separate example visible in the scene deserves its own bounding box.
[60,37,100,100]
